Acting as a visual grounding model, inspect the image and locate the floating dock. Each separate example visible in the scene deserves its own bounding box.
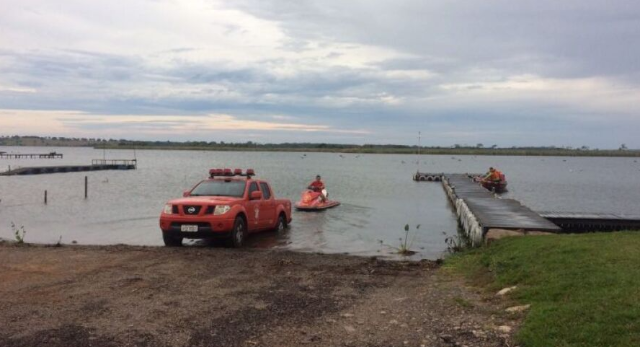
[540,212,640,232]
[440,174,560,245]
[0,159,136,176]
[413,172,444,182]
[0,152,63,159]
[413,172,481,182]
[416,171,640,244]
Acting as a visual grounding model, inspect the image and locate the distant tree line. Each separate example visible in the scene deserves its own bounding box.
[0,135,637,157]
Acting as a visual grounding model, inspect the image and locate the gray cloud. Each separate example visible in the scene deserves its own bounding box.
[231,0,640,77]
[0,0,638,147]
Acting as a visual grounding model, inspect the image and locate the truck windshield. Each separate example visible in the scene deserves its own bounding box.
[190,180,246,197]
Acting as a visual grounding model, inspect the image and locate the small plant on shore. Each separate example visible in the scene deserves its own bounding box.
[398,224,419,255]
[379,224,420,256]
[11,222,26,244]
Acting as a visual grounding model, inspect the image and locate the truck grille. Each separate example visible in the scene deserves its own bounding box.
[183,205,202,215]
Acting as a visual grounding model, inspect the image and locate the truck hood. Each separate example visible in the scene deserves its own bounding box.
[168,196,243,205]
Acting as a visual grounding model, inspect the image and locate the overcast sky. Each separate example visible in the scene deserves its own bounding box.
[1,0,639,147]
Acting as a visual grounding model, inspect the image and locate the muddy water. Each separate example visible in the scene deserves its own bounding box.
[1,146,639,259]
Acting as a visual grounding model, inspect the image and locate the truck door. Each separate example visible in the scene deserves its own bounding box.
[247,181,261,232]
[259,182,276,229]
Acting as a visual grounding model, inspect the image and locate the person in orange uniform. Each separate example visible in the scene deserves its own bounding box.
[308,175,327,202]
[483,167,502,183]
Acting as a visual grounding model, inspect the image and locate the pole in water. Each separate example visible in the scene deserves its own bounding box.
[45,190,48,204]
[85,176,88,199]
[417,131,421,172]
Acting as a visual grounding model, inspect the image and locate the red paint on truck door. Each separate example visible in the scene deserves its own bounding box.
[246,181,261,231]
[259,182,276,228]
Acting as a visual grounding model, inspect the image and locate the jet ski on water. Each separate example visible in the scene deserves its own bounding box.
[479,177,508,193]
[295,188,340,211]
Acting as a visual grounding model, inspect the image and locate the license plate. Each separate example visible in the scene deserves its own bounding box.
[181,225,198,232]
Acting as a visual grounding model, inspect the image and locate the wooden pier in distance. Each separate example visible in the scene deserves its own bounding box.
[0,151,63,159]
[0,159,137,176]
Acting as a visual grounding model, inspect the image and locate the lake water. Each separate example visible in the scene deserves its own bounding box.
[1,146,639,259]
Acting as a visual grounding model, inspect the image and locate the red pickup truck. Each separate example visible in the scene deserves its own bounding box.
[159,169,292,247]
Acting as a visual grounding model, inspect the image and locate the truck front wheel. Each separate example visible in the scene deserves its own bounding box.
[163,233,183,247]
[230,217,247,248]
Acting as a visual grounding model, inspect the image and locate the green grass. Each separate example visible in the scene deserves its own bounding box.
[445,232,640,347]
[453,296,474,309]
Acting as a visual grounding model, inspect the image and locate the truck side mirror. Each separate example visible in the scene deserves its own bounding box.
[250,191,262,200]
[183,190,190,197]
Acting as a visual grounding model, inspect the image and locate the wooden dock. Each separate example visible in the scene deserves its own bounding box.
[416,172,640,242]
[0,152,63,159]
[0,159,136,176]
[415,172,561,245]
[441,174,560,245]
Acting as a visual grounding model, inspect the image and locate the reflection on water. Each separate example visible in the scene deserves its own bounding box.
[1,146,639,260]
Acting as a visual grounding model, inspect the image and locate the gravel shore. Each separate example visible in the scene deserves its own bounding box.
[0,242,519,347]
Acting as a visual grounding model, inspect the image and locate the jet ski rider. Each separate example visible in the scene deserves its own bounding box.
[482,167,502,183]
[308,175,327,202]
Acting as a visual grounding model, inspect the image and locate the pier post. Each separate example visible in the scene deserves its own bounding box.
[84,176,88,199]
[44,190,48,204]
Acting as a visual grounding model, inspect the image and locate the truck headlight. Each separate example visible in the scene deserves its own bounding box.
[214,205,231,215]
[163,204,173,214]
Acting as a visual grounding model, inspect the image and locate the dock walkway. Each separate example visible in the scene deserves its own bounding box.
[415,172,561,245]
[0,159,136,176]
[443,174,560,244]
[417,172,640,244]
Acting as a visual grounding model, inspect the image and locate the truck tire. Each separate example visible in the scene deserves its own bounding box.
[163,233,182,247]
[230,217,247,248]
[275,213,287,232]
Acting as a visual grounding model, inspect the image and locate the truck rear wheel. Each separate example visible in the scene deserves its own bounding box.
[275,213,287,232]
[230,217,247,248]
[163,233,183,247]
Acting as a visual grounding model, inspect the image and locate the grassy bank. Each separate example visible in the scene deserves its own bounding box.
[445,232,640,347]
